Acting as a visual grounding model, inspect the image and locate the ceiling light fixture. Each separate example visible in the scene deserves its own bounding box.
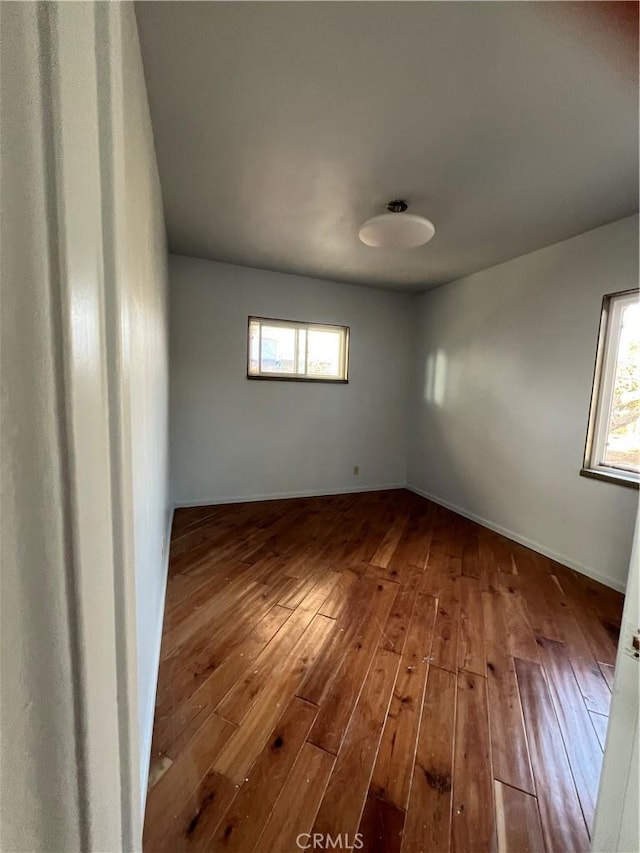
[359,200,435,249]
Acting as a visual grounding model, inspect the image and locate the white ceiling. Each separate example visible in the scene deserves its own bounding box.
[135,2,638,291]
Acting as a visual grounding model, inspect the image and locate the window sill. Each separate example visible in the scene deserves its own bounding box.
[247,374,348,384]
[580,467,639,490]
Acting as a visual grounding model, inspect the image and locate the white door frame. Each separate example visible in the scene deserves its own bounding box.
[45,3,141,848]
[592,514,640,852]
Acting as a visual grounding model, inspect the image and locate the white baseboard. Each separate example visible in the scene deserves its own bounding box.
[173,483,406,509]
[406,484,626,594]
[140,504,175,818]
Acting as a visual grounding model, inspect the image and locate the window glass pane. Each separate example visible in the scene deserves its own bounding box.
[260,325,296,374]
[249,320,260,374]
[306,329,342,377]
[603,301,640,472]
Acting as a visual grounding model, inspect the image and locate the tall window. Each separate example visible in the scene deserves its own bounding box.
[247,317,349,382]
[582,290,639,487]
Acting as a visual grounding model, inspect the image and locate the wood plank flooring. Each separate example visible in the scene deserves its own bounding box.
[143,490,623,853]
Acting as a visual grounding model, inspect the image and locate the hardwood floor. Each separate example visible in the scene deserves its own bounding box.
[143,490,623,852]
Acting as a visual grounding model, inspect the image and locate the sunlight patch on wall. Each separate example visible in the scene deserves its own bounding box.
[424,350,448,406]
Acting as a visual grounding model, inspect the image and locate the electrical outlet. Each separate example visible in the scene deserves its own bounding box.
[353,465,359,475]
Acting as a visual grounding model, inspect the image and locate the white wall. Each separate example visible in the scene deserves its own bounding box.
[169,257,413,505]
[407,216,639,591]
[1,3,169,847]
[115,6,171,807]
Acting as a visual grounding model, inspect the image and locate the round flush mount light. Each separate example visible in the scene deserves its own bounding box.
[359,200,435,248]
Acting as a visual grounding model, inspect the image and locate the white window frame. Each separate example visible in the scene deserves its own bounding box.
[582,289,639,489]
[247,316,350,383]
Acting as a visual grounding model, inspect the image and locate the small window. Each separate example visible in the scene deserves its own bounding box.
[582,290,639,487]
[247,317,349,382]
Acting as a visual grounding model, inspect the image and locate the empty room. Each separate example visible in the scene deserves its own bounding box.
[2,2,638,853]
